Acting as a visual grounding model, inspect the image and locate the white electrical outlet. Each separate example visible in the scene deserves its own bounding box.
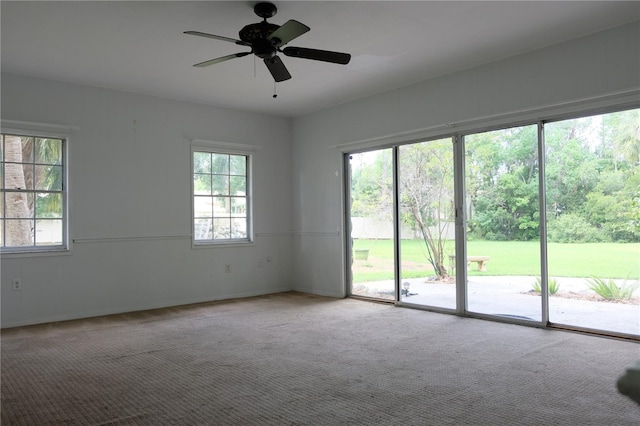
[12,279,22,291]
[225,264,231,273]
[258,259,265,268]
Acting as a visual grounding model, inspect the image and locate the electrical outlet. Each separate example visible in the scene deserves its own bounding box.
[225,264,231,273]
[258,259,265,268]
[12,279,22,291]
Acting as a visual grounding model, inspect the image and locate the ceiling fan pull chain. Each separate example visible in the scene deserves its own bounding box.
[273,81,278,99]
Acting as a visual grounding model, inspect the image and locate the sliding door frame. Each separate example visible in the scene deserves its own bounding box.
[341,92,640,339]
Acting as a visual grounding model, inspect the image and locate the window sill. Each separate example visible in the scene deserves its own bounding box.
[192,240,254,249]
[1,247,72,258]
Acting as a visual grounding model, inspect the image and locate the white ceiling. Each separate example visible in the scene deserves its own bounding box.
[2,1,639,118]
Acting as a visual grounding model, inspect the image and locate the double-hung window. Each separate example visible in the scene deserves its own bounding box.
[192,148,252,244]
[1,133,67,252]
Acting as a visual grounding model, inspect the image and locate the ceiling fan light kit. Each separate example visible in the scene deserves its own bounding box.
[184,2,351,87]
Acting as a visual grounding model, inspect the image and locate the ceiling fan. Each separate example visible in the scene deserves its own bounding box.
[184,2,351,83]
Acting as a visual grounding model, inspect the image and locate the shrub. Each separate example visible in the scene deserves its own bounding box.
[532,277,560,295]
[547,213,608,243]
[586,276,640,300]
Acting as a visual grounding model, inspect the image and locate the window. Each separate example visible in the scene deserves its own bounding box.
[192,150,251,244]
[1,133,66,252]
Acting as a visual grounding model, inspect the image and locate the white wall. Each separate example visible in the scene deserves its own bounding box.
[2,22,639,326]
[1,73,294,327]
[291,22,640,298]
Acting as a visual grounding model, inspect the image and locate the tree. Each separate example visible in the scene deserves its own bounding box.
[466,125,540,241]
[603,109,640,166]
[3,135,32,246]
[350,150,393,220]
[399,140,454,278]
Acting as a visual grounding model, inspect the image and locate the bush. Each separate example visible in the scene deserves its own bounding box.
[547,213,608,243]
[586,276,639,300]
[532,277,560,295]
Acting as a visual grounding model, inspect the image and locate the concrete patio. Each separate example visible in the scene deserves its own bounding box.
[353,276,640,336]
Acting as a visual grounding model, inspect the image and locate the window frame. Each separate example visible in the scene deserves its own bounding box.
[190,141,255,247]
[1,125,70,255]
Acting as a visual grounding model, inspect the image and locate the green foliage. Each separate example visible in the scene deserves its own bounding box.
[350,150,393,218]
[586,276,640,300]
[547,213,608,243]
[531,277,560,294]
[468,109,639,243]
[583,169,640,242]
[466,125,542,241]
[470,173,539,241]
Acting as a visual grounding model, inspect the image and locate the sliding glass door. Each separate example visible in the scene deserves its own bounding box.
[348,149,396,300]
[545,109,640,336]
[344,106,639,338]
[398,139,456,309]
[464,125,542,321]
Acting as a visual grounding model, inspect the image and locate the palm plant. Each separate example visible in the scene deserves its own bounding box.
[587,276,640,300]
[531,277,560,295]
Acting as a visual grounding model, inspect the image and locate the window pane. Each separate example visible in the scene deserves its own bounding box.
[194,174,211,195]
[230,155,246,175]
[5,219,34,246]
[35,219,62,245]
[230,176,246,195]
[5,192,33,218]
[16,137,34,163]
[212,154,229,174]
[4,163,30,190]
[213,196,229,215]
[193,152,211,174]
[35,138,62,164]
[212,175,228,195]
[231,218,247,239]
[194,219,212,240]
[213,218,231,239]
[231,197,246,217]
[194,196,213,218]
[36,193,62,218]
[35,165,62,191]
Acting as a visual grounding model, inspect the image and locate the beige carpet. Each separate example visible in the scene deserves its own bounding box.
[2,292,639,425]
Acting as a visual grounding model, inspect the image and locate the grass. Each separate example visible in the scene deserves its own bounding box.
[352,239,640,281]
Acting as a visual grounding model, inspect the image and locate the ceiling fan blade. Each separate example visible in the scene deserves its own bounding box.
[193,52,251,67]
[267,20,310,47]
[263,56,291,82]
[184,31,251,47]
[283,47,351,65]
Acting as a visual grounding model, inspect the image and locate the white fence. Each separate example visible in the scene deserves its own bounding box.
[350,217,455,240]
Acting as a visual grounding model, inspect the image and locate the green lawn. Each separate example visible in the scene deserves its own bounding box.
[352,239,640,281]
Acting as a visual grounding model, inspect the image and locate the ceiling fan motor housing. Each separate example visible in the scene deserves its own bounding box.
[254,2,277,19]
[252,39,277,59]
[239,22,279,58]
